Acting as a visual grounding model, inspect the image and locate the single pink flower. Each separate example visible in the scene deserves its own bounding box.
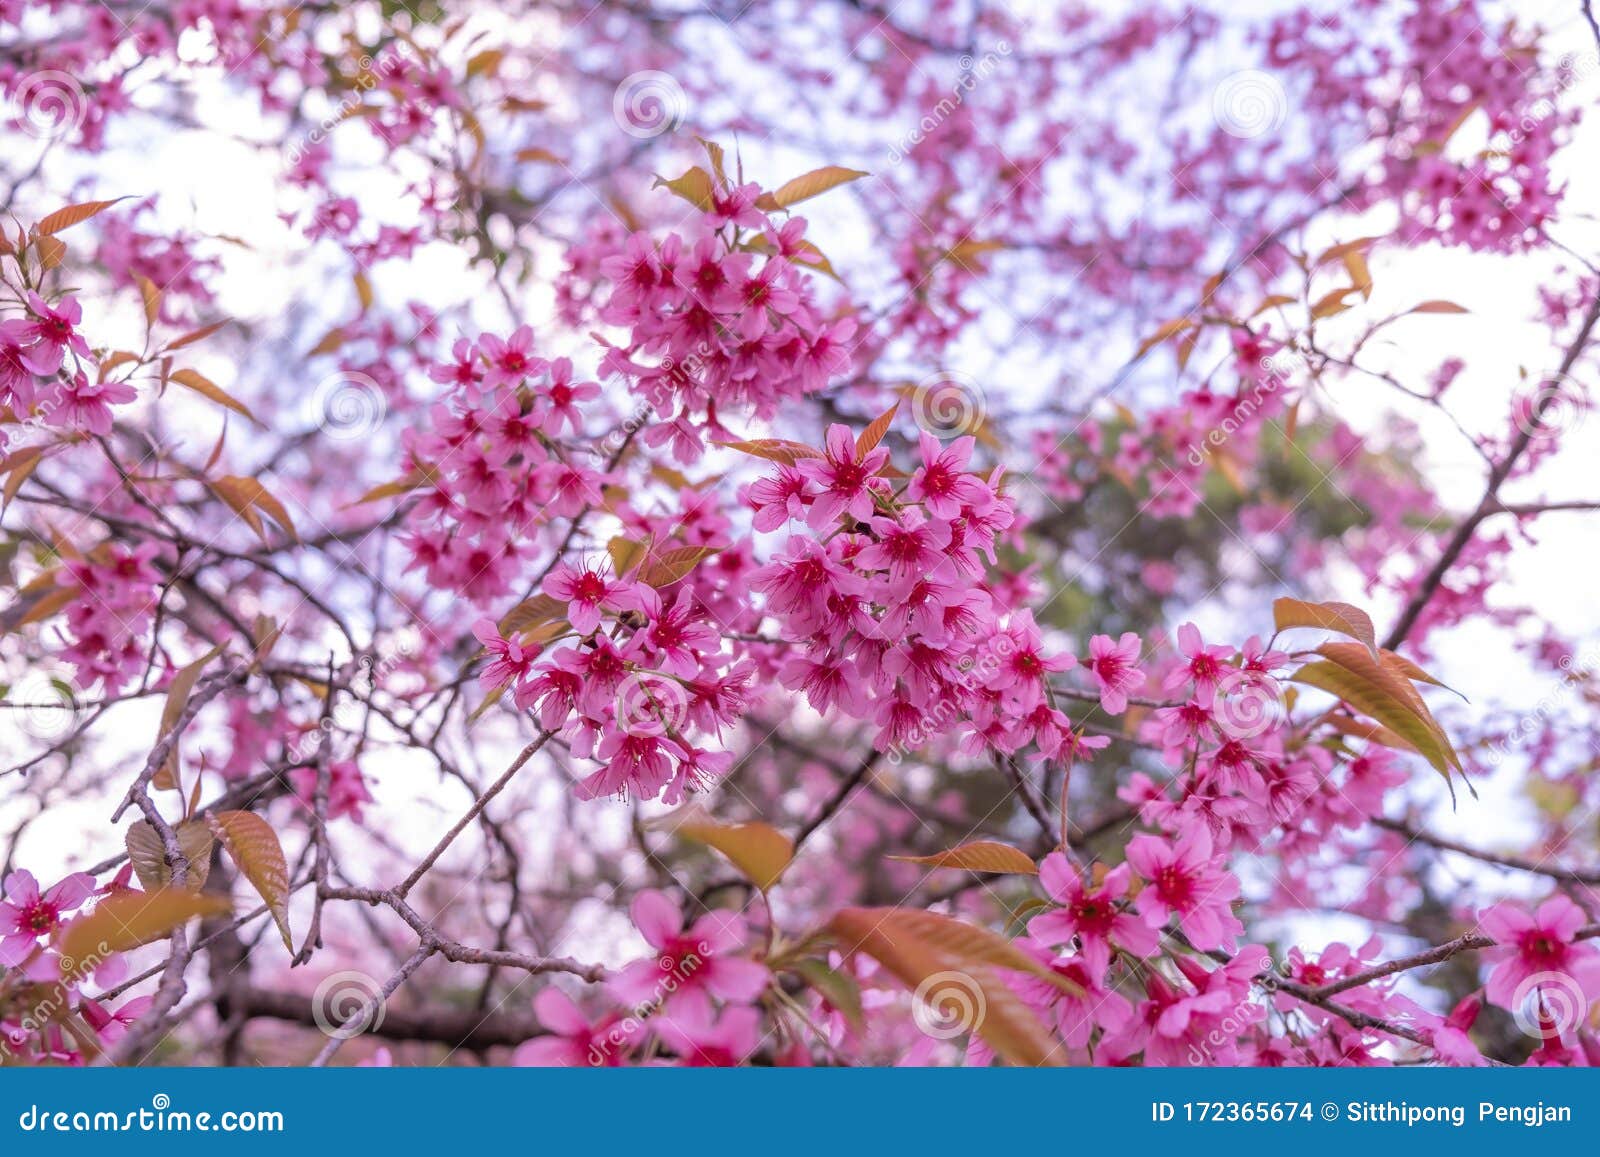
[1480,895,1600,1011]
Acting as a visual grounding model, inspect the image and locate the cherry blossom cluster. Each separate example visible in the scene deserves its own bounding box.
[398,334,603,605]
[1,292,133,447]
[0,868,147,1064]
[513,890,771,1067]
[593,200,855,462]
[55,541,165,695]
[6,0,1600,1075]
[749,427,1095,761]
[474,563,754,802]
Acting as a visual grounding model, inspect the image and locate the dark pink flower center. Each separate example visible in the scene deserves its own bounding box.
[1153,865,1195,909]
[23,899,60,934]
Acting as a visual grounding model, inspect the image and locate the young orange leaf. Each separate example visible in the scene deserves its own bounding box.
[828,908,1068,1066]
[1342,250,1373,300]
[1135,317,1196,360]
[350,472,427,506]
[211,476,297,544]
[890,840,1039,875]
[771,166,869,208]
[170,368,260,425]
[651,806,794,892]
[136,275,160,324]
[1272,597,1378,657]
[713,438,823,466]
[125,820,215,891]
[165,320,230,351]
[638,544,718,588]
[209,810,293,951]
[35,197,130,236]
[498,593,567,635]
[58,889,231,981]
[652,167,716,211]
[1293,643,1461,780]
[607,536,651,578]
[156,644,223,787]
[855,401,899,457]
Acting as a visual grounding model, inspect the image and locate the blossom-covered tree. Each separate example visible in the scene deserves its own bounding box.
[2,0,1600,1067]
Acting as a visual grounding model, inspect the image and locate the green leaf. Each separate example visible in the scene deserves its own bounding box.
[789,958,865,1032]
